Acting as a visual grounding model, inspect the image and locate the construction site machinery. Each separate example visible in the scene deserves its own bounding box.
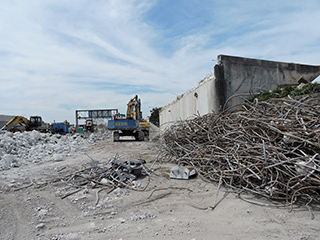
[50,121,70,134]
[1,116,48,132]
[107,95,150,142]
[85,119,94,132]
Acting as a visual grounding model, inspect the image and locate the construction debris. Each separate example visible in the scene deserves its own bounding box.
[57,154,149,200]
[161,95,320,206]
[170,166,197,180]
[0,129,111,169]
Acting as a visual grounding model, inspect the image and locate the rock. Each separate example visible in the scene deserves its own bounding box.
[36,223,46,230]
[2,154,18,168]
[53,154,64,161]
[30,130,41,142]
[100,178,111,185]
[38,209,49,217]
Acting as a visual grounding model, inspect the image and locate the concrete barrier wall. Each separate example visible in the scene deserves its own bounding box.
[216,55,320,110]
[160,75,215,129]
[160,55,320,131]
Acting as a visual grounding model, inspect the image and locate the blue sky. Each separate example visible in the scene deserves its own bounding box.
[1,0,320,124]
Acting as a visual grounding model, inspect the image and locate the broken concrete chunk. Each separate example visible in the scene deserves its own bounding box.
[2,154,19,168]
[170,166,197,179]
[53,153,64,161]
[100,178,111,185]
[36,223,46,230]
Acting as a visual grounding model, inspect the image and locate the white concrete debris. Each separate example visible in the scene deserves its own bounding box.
[0,129,111,169]
[130,212,155,221]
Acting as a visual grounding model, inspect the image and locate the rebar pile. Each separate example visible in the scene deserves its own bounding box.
[161,95,320,204]
[58,155,149,199]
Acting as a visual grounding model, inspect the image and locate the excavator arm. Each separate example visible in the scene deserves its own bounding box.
[126,95,139,120]
[1,116,30,131]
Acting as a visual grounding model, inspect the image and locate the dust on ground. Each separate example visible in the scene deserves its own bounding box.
[0,135,319,240]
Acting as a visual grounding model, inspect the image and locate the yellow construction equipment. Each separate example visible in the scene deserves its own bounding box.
[1,116,48,132]
[108,95,150,141]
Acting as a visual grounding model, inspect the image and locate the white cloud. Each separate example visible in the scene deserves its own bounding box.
[0,0,320,124]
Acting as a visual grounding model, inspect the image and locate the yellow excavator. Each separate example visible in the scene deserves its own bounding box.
[126,95,150,130]
[1,116,48,132]
[108,95,150,141]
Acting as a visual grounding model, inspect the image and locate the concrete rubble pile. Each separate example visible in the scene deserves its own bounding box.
[0,129,111,169]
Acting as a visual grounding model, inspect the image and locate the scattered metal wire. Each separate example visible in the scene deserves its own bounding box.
[59,154,150,199]
[160,95,320,207]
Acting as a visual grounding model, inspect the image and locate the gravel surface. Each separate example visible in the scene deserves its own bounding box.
[0,130,319,240]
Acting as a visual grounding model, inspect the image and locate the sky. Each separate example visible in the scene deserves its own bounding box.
[1,0,320,124]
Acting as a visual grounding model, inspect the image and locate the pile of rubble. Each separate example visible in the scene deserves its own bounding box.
[0,129,111,169]
[56,155,149,202]
[161,95,320,205]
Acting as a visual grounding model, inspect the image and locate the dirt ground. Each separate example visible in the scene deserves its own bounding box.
[1,136,320,240]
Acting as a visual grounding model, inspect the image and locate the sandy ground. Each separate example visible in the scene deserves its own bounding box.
[1,136,320,240]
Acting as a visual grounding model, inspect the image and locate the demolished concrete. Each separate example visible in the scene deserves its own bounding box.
[0,129,111,169]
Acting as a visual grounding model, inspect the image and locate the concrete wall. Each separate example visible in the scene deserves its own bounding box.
[160,55,320,130]
[215,55,320,110]
[0,115,15,129]
[160,75,216,128]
